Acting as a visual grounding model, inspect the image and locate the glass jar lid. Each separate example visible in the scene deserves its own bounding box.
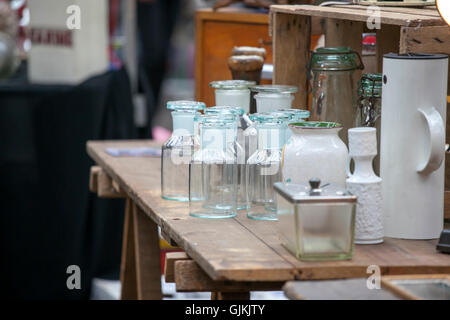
[310,47,364,71]
[274,108,310,121]
[205,106,245,116]
[250,112,291,124]
[250,84,298,94]
[209,80,256,90]
[358,73,382,98]
[200,114,237,128]
[167,100,206,111]
[274,180,356,204]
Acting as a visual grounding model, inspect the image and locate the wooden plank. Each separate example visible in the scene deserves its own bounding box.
[445,191,450,220]
[283,279,399,300]
[174,260,283,292]
[376,24,400,72]
[120,199,138,300]
[89,166,101,193]
[272,12,311,108]
[335,4,442,18]
[165,252,190,283]
[270,5,446,27]
[132,202,163,300]
[87,141,450,282]
[399,26,450,54]
[97,168,126,198]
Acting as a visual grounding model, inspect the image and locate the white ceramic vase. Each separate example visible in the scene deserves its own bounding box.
[346,127,383,244]
[282,122,348,188]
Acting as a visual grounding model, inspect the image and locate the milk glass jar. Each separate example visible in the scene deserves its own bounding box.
[205,106,248,210]
[247,113,287,221]
[210,80,255,113]
[250,85,298,113]
[189,114,238,219]
[161,101,206,201]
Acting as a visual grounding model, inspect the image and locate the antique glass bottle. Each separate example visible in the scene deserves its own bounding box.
[247,113,287,220]
[309,47,364,145]
[205,106,249,210]
[189,114,238,219]
[161,100,205,201]
[209,80,255,113]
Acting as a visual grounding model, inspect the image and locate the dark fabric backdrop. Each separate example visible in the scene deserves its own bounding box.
[0,65,136,299]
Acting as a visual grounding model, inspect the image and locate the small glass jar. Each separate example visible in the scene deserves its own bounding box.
[273,108,310,142]
[309,47,364,144]
[205,106,248,210]
[247,113,286,221]
[189,114,238,219]
[161,101,206,201]
[250,85,298,113]
[274,179,357,261]
[210,80,255,114]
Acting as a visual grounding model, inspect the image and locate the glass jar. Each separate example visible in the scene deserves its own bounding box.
[210,80,255,114]
[250,85,298,113]
[273,108,310,141]
[274,179,357,261]
[247,113,286,221]
[309,47,364,144]
[205,106,248,210]
[189,114,238,219]
[161,100,206,201]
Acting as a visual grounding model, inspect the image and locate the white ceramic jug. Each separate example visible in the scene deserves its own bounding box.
[381,53,448,239]
[282,122,348,188]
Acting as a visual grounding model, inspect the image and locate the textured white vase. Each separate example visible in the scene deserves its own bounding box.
[282,122,348,188]
[347,127,383,244]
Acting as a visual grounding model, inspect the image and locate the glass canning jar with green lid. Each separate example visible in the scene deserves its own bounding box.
[210,80,255,114]
[247,112,288,221]
[161,100,206,202]
[189,114,238,219]
[309,47,365,145]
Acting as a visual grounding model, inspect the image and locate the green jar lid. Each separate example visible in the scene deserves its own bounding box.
[205,106,245,116]
[167,100,206,111]
[310,47,363,71]
[358,73,382,98]
[209,80,255,90]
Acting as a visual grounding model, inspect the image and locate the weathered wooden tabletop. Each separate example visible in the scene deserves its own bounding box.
[87,140,450,282]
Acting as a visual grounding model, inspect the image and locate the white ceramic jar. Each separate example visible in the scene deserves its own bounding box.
[210,80,255,113]
[346,127,383,244]
[282,122,348,188]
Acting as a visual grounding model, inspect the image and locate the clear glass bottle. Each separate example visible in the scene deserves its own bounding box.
[205,106,248,210]
[309,47,364,144]
[247,113,287,221]
[209,80,255,114]
[161,100,205,201]
[273,108,310,142]
[189,114,238,219]
[250,85,298,113]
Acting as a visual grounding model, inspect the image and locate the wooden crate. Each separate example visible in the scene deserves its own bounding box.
[270,4,450,219]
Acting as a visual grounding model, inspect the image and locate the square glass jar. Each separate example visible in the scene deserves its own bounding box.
[274,181,357,261]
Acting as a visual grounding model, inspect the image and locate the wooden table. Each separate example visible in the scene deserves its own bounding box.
[87,140,450,300]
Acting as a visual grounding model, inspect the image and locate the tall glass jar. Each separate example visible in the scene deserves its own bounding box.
[356,73,382,174]
[309,47,364,144]
[274,108,310,142]
[210,80,255,113]
[161,101,206,201]
[247,113,286,221]
[189,114,238,219]
[205,106,248,210]
[250,85,298,113]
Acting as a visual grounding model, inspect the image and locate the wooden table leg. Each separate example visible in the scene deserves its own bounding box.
[120,198,163,300]
[212,292,251,300]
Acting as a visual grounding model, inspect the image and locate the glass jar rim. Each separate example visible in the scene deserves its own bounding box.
[209,80,256,90]
[310,47,362,71]
[167,100,206,111]
[289,121,343,129]
[250,84,298,94]
[274,108,310,118]
[205,106,245,116]
[250,112,291,123]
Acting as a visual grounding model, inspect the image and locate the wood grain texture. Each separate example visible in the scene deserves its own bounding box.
[399,26,450,55]
[445,191,450,220]
[270,4,446,27]
[120,199,138,300]
[376,24,400,72]
[272,13,311,108]
[165,252,190,283]
[96,168,126,198]
[87,140,450,282]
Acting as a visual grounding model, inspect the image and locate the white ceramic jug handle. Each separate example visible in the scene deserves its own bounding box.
[417,107,445,174]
